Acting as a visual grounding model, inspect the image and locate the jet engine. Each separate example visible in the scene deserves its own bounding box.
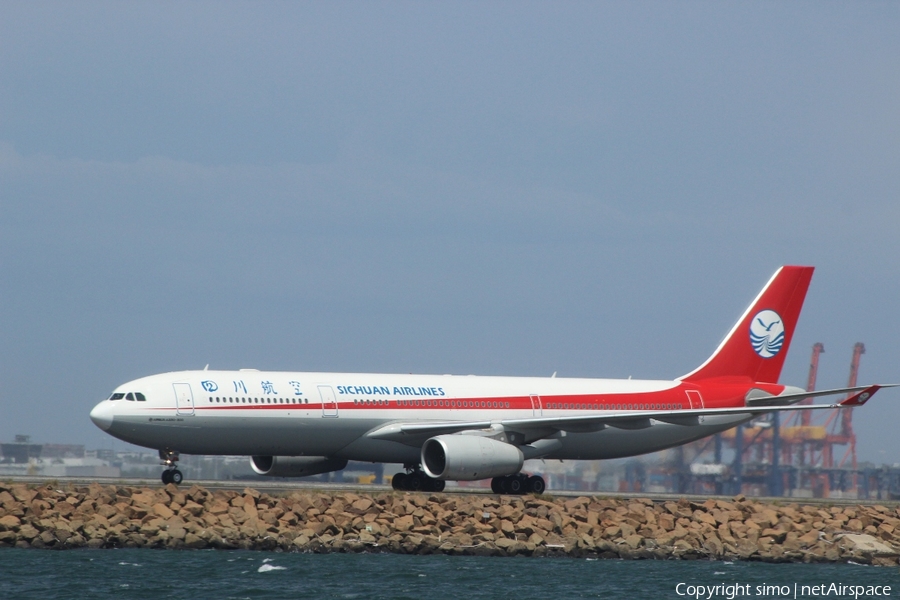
[250,456,348,477]
[421,434,524,480]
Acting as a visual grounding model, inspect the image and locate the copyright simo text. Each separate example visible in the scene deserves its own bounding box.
[675,582,892,600]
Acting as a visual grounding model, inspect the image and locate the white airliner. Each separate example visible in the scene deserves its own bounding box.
[90,266,889,493]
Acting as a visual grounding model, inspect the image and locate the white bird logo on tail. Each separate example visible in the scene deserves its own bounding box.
[749,309,785,358]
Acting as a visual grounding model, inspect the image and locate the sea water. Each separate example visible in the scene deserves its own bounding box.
[1,549,898,600]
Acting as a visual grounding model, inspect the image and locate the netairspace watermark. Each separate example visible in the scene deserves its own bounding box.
[675,582,892,600]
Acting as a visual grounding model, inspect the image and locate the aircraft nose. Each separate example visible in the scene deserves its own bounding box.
[90,401,114,431]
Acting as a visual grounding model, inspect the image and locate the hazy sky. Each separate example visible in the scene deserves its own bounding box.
[2,3,899,463]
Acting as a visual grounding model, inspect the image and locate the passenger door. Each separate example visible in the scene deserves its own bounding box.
[685,390,704,410]
[319,385,338,417]
[530,394,543,417]
[173,383,195,416]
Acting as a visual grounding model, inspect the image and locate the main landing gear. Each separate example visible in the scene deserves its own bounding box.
[491,474,545,495]
[159,449,183,485]
[391,466,446,492]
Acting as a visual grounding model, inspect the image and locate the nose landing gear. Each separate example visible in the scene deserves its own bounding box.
[162,469,183,485]
[159,449,183,485]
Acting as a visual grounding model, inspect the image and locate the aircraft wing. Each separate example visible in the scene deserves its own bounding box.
[366,384,890,444]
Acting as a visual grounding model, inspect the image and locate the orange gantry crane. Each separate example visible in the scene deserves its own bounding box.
[824,343,864,470]
[694,342,866,498]
[780,342,864,496]
[780,343,826,466]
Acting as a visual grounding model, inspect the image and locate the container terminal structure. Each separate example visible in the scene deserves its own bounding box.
[619,343,900,500]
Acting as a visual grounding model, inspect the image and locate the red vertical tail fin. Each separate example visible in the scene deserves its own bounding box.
[680,266,814,384]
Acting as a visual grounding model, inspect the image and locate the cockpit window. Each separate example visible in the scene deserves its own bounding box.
[135,392,146,402]
[109,393,125,401]
[125,393,135,401]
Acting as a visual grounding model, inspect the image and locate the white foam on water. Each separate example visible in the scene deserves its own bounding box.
[258,564,286,573]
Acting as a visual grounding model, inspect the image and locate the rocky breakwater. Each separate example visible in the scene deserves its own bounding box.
[1,482,899,564]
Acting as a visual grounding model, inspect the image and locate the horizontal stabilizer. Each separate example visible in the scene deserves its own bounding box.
[745,384,896,407]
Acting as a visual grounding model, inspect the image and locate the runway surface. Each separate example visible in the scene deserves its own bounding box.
[4,475,894,506]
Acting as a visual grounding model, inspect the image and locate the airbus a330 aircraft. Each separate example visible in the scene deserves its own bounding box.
[90,266,889,493]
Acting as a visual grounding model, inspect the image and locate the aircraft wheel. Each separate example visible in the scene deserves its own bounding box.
[171,470,183,485]
[527,476,546,495]
[408,474,423,491]
[429,479,445,492]
[508,476,524,495]
[491,477,503,494]
[161,470,172,485]
[392,473,407,491]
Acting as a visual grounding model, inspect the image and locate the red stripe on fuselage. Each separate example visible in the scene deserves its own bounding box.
[155,381,783,412]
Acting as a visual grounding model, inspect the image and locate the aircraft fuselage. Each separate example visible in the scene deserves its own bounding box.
[91,370,776,462]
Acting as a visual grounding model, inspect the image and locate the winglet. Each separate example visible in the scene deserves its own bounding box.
[839,385,881,407]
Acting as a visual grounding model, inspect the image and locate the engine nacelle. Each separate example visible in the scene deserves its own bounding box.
[250,456,348,478]
[421,435,524,481]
